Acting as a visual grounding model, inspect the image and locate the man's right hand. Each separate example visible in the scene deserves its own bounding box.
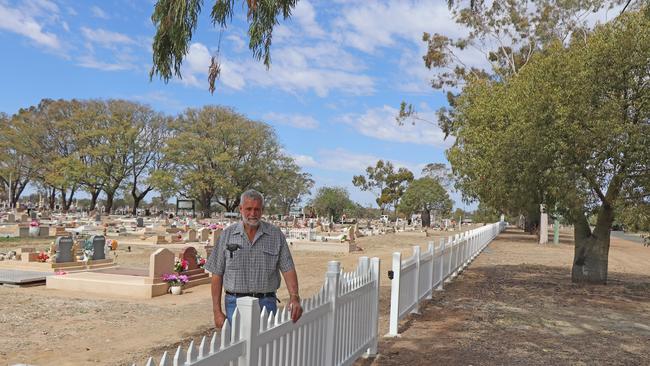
[214,310,226,328]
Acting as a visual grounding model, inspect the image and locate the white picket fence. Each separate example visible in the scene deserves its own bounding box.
[138,256,380,366]
[386,221,506,336]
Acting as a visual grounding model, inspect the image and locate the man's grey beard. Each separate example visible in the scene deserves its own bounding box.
[243,217,260,227]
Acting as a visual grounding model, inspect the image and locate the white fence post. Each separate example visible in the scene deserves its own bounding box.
[426,242,434,300]
[437,238,445,290]
[324,261,340,366]
[366,257,380,357]
[411,246,421,315]
[237,297,260,366]
[386,252,401,337]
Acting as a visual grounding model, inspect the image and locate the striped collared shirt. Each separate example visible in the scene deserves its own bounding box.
[204,220,295,293]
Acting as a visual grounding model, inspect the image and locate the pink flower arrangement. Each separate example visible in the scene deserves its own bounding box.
[162,273,189,286]
[29,220,39,227]
[37,251,49,263]
[55,270,68,275]
[174,258,189,273]
[198,258,206,268]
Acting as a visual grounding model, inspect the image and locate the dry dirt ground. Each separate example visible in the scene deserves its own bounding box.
[1,227,649,366]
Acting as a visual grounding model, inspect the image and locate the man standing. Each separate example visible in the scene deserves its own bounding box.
[204,189,303,328]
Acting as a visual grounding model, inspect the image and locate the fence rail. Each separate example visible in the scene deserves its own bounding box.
[137,256,380,366]
[387,221,506,336]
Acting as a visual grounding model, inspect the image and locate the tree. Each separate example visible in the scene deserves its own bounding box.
[10,99,85,211]
[0,112,33,207]
[125,111,171,215]
[265,157,314,216]
[446,10,650,284]
[472,202,500,224]
[150,0,298,92]
[399,177,453,227]
[421,163,454,188]
[309,187,356,222]
[163,106,285,217]
[352,160,414,213]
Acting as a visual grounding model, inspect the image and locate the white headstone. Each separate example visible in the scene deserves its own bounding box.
[539,204,548,244]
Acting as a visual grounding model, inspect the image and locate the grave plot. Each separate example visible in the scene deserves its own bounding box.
[0,235,116,273]
[0,269,53,287]
[46,245,210,298]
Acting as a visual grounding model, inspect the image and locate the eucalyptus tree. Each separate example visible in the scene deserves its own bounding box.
[0,112,33,207]
[8,99,85,211]
[81,100,152,214]
[150,0,298,92]
[265,157,314,216]
[309,187,356,222]
[352,160,414,214]
[399,177,453,227]
[124,110,172,215]
[163,106,285,217]
[447,11,650,284]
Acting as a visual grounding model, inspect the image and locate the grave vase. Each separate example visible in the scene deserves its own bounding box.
[170,285,183,295]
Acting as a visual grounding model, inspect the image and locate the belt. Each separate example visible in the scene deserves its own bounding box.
[226,291,276,298]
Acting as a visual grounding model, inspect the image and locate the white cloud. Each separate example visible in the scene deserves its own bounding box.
[182,43,374,96]
[292,0,325,38]
[81,27,135,47]
[339,105,451,148]
[315,148,424,174]
[131,91,184,112]
[91,5,109,19]
[263,112,319,129]
[0,1,61,49]
[77,55,133,71]
[225,33,246,52]
[333,2,463,54]
[292,154,318,168]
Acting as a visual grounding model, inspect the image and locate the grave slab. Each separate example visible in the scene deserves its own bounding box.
[0,269,52,286]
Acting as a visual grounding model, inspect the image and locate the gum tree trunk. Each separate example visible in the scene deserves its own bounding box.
[571,204,614,284]
[421,209,431,227]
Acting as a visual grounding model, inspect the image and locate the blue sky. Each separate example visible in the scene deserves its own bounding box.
[0,0,479,209]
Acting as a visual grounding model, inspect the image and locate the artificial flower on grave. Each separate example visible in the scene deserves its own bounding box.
[196,254,206,268]
[29,220,39,228]
[54,270,67,275]
[162,273,189,287]
[174,258,189,273]
[37,251,49,263]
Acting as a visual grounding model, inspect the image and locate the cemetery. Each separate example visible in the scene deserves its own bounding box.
[1,1,649,365]
[0,199,648,366]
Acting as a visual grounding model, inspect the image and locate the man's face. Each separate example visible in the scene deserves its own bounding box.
[240,198,263,228]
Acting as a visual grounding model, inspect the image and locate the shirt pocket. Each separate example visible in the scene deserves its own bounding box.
[261,244,279,273]
[225,243,244,270]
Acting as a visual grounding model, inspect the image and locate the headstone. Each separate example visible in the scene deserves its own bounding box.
[136,217,144,228]
[198,228,210,241]
[90,235,106,260]
[210,229,222,246]
[95,213,101,222]
[30,211,37,219]
[55,236,74,263]
[7,213,15,223]
[186,229,197,242]
[148,248,175,281]
[539,204,548,244]
[348,226,355,243]
[180,246,198,270]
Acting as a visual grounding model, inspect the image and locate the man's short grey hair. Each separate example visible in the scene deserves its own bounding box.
[240,189,265,207]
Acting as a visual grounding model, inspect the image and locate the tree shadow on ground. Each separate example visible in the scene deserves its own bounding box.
[358,264,650,366]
